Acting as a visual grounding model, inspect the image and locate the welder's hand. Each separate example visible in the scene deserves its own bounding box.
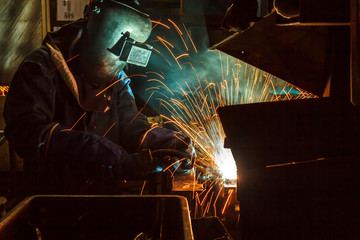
[176,136,196,162]
[150,148,193,174]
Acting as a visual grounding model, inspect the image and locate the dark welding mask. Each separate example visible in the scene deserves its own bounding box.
[85,0,152,67]
[79,0,152,84]
[107,30,153,67]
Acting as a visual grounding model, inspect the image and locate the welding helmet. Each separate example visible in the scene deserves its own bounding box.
[79,0,152,85]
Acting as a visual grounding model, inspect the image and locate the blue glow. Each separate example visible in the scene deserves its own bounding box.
[154,166,163,172]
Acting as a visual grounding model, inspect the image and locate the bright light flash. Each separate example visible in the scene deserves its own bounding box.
[214,147,237,181]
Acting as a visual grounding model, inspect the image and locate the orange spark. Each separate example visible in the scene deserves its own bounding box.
[168,19,183,35]
[200,185,214,206]
[183,23,198,53]
[61,112,86,131]
[145,86,160,91]
[213,185,224,217]
[152,47,162,53]
[127,91,154,128]
[96,74,147,97]
[218,51,224,81]
[162,158,184,172]
[157,37,174,48]
[139,125,158,148]
[221,189,234,215]
[157,36,182,69]
[171,161,183,177]
[175,53,189,60]
[148,79,174,95]
[174,134,189,146]
[146,71,165,79]
[152,47,172,67]
[208,191,214,210]
[196,192,201,205]
[140,180,147,195]
[152,89,171,100]
[103,122,116,137]
[183,62,195,70]
[109,69,119,84]
[151,122,159,128]
[226,56,229,76]
[203,201,211,217]
[151,20,170,29]
[50,54,80,73]
[168,19,188,50]
[203,191,214,216]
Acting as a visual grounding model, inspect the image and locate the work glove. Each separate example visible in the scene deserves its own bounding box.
[139,127,192,151]
[138,127,196,171]
[176,136,196,156]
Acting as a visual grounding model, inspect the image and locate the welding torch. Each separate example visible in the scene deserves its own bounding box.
[129,148,195,175]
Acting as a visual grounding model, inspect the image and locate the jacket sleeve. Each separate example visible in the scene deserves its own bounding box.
[115,72,186,152]
[4,58,138,179]
[115,75,152,152]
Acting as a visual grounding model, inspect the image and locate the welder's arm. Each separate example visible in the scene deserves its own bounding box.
[114,72,192,153]
[45,124,144,179]
[114,74,152,153]
[4,61,147,179]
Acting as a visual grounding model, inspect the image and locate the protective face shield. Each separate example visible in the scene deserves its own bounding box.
[79,0,152,85]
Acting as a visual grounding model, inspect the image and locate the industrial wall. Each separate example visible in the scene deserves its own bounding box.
[0,0,46,171]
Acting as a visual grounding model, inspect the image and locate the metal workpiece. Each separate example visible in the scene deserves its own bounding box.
[172,169,203,192]
[142,148,203,195]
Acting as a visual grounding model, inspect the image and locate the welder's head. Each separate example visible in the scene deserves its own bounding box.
[79,0,152,85]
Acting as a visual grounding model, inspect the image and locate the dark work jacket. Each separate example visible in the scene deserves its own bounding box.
[4,20,183,193]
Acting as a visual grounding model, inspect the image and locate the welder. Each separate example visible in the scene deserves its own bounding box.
[3,0,192,193]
